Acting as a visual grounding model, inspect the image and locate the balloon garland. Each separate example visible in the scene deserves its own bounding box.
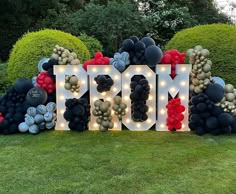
[51,45,80,65]
[160,49,186,78]
[219,84,236,115]
[130,75,150,122]
[187,45,212,94]
[0,79,33,134]
[112,96,127,120]
[64,98,90,131]
[189,83,236,135]
[92,100,114,131]
[64,75,80,93]
[119,36,163,67]
[166,98,185,131]
[94,75,114,93]
[18,102,57,134]
[83,52,110,71]
[110,52,130,72]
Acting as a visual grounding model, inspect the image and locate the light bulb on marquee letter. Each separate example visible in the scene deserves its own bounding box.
[87,65,122,131]
[122,65,156,131]
[156,64,191,131]
[54,65,88,130]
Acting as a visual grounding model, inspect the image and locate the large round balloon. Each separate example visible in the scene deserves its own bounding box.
[145,45,163,67]
[26,87,48,106]
[14,78,33,94]
[205,83,224,103]
[212,76,225,87]
[141,37,156,47]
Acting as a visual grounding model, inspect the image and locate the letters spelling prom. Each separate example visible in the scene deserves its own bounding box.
[54,64,191,131]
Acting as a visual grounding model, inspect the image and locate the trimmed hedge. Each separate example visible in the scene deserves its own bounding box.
[166,24,236,86]
[8,29,90,83]
[0,63,10,95]
[79,34,103,57]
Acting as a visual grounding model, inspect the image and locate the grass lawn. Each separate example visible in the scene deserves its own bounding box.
[0,131,235,193]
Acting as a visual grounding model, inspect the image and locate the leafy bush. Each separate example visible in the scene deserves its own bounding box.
[0,63,11,95]
[8,29,90,83]
[166,24,236,85]
[79,34,103,57]
[55,0,146,56]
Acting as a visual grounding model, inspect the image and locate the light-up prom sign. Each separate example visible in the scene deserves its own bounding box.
[54,64,191,131]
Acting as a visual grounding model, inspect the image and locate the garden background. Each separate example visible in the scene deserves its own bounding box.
[0,0,236,193]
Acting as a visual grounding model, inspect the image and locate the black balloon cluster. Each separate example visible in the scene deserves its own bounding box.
[189,83,236,135]
[94,75,114,93]
[119,36,163,67]
[130,75,150,122]
[0,78,33,134]
[63,98,90,131]
[42,58,58,83]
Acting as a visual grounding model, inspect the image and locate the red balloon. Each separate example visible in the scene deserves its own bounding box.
[103,57,110,64]
[166,98,185,131]
[83,53,110,71]
[159,49,186,78]
[94,52,103,59]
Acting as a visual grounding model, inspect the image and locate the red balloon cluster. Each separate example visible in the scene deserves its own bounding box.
[160,49,185,78]
[166,98,185,131]
[36,72,56,94]
[83,52,110,71]
[0,112,4,123]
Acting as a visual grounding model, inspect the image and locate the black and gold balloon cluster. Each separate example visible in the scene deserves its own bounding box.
[92,100,114,131]
[130,75,150,122]
[63,98,90,131]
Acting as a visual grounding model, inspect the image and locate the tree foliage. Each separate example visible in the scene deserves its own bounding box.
[54,0,146,56]
[0,0,231,61]
[0,0,87,61]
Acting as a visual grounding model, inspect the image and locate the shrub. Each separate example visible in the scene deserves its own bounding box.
[0,63,11,95]
[79,34,103,57]
[166,24,236,85]
[8,29,90,83]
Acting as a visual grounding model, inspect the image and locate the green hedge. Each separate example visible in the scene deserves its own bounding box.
[166,24,236,86]
[0,63,10,95]
[79,34,103,57]
[8,29,90,83]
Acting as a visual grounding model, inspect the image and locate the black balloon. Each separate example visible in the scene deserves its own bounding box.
[14,78,33,94]
[129,36,139,44]
[122,39,134,51]
[64,98,90,131]
[134,41,146,52]
[145,45,163,67]
[26,87,48,106]
[218,113,233,127]
[206,117,219,129]
[205,83,224,103]
[130,75,150,122]
[141,37,156,47]
[94,75,114,93]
